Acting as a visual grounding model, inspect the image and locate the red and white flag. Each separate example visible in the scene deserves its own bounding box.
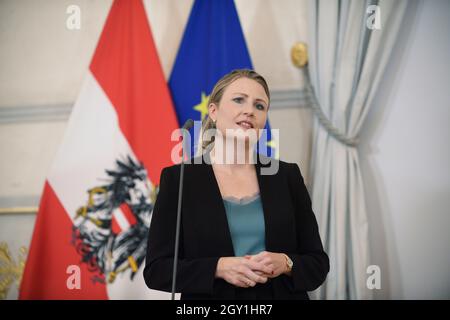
[20,0,178,299]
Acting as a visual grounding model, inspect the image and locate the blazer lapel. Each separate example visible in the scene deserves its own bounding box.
[201,158,235,256]
[255,157,277,252]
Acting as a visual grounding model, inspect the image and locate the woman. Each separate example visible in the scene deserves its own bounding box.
[144,69,329,299]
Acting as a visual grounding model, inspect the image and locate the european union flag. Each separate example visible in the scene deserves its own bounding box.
[169,0,275,158]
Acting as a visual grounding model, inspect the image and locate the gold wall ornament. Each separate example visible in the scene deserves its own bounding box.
[0,243,28,299]
[0,207,38,215]
[291,42,308,68]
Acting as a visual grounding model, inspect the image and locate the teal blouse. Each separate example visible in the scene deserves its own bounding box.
[222,193,266,257]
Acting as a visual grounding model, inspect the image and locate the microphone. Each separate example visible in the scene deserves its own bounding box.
[182,118,194,130]
[171,119,193,300]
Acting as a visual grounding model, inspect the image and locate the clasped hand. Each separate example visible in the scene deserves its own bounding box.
[215,251,288,288]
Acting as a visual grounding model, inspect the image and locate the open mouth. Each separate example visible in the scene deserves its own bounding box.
[236,121,254,129]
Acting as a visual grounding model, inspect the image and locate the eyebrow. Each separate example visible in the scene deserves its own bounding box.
[232,92,268,104]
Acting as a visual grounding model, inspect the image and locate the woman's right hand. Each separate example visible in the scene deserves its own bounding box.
[215,257,273,288]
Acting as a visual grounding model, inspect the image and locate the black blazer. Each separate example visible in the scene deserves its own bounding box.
[144,153,329,300]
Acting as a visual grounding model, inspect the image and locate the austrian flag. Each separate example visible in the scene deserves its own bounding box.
[20,0,178,299]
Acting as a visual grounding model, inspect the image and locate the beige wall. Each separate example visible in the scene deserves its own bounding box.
[0,0,309,106]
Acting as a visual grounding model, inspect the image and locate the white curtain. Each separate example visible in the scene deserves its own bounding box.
[307,0,408,299]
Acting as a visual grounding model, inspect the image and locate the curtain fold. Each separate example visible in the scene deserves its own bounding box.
[307,0,408,299]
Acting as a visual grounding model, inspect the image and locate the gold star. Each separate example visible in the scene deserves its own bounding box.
[266,139,279,159]
[193,92,210,120]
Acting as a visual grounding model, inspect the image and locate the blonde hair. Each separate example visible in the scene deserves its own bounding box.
[201,69,270,150]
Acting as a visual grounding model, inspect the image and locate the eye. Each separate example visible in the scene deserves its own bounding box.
[232,97,244,104]
[255,103,266,111]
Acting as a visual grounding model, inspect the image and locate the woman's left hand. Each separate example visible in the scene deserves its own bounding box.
[245,251,290,278]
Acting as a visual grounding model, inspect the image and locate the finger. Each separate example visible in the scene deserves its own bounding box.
[256,269,275,278]
[254,262,277,278]
[244,269,267,284]
[231,275,247,288]
[253,251,272,262]
[267,263,276,272]
[258,257,273,267]
[235,264,260,282]
[265,264,276,277]
[249,253,264,262]
[245,260,273,275]
[237,276,255,288]
[234,279,248,288]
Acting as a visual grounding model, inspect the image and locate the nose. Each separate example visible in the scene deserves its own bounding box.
[242,101,254,116]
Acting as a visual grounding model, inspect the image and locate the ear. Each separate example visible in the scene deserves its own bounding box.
[208,103,217,121]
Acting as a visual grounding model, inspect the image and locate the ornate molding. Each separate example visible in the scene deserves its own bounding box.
[0,89,311,124]
[0,104,73,124]
[0,196,40,215]
[271,88,311,109]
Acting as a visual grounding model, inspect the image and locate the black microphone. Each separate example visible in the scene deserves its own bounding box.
[171,119,193,300]
[182,118,194,130]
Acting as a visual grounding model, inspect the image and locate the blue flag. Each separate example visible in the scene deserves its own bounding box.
[169,0,275,158]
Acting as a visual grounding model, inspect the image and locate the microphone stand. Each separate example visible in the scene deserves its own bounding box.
[171,119,193,300]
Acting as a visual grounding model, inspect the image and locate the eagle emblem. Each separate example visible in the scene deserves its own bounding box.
[71,156,158,284]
